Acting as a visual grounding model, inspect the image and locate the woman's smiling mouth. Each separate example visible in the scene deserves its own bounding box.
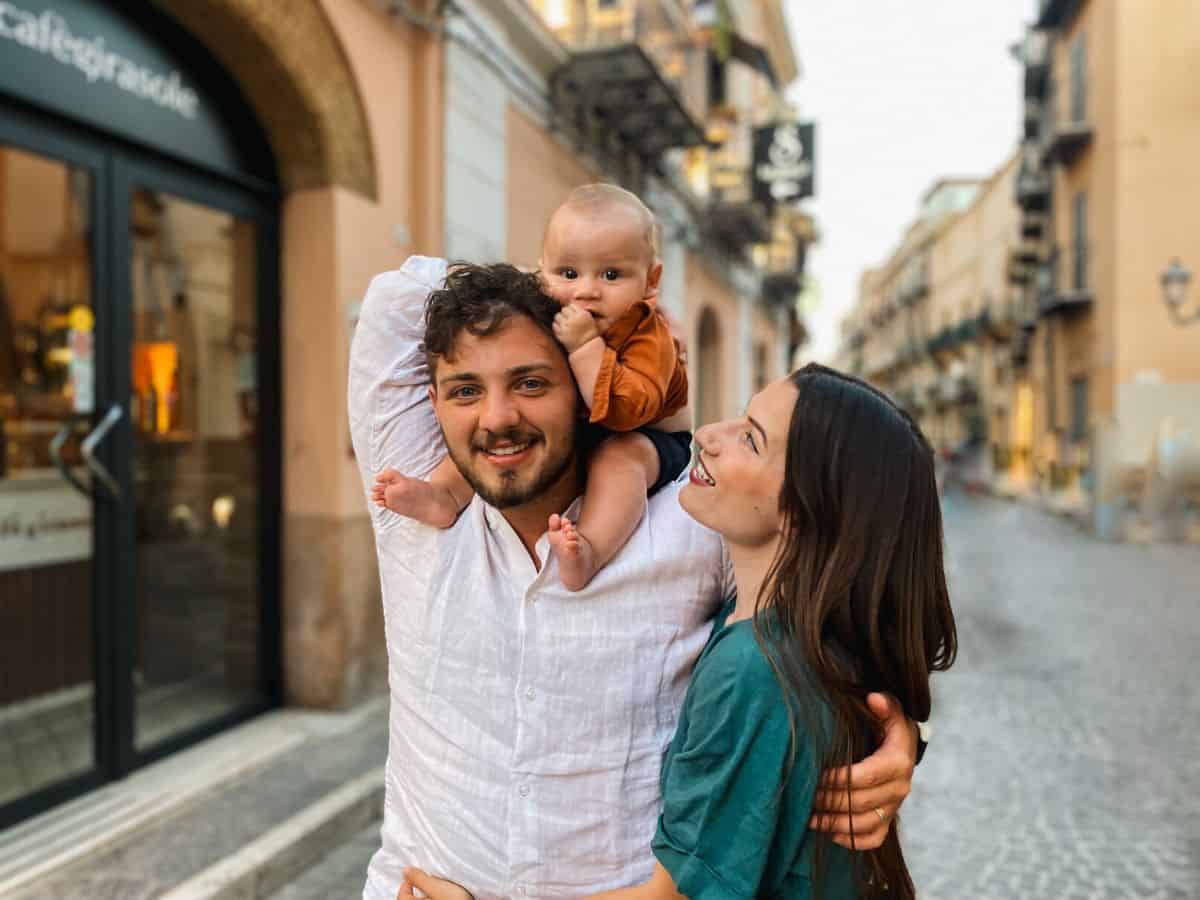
[690,456,716,487]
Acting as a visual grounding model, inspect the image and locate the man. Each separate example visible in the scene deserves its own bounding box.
[349,257,917,900]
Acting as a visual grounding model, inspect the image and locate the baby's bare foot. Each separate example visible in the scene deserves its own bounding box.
[380,473,460,528]
[548,513,599,591]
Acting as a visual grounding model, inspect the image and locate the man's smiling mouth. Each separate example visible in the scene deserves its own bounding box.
[488,443,530,457]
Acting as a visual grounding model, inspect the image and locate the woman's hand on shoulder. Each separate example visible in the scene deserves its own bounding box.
[808,692,917,850]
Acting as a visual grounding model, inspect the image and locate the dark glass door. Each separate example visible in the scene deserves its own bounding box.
[0,107,278,830]
[0,109,112,828]
[111,157,277,763]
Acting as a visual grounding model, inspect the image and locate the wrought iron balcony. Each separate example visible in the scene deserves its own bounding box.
[1020,211,1048,241]
[1022,28,1051,98]
[1023,97,1044,141]
[1042,84,1092,168]
[1015,148,1051,211]
[544,0,707,171]
[1038,0,1082,29]
[703,174,772,256]
[1038,243,1094,316]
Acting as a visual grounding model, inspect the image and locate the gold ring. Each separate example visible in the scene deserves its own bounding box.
[874,806,888,824]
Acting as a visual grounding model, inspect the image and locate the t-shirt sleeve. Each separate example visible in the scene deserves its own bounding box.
[652,643,816,900]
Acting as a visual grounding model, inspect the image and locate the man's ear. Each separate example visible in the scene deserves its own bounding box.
[427,384,437,408]
[644,260,664,300]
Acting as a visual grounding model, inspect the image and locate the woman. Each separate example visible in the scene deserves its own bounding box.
[402,364,957,899]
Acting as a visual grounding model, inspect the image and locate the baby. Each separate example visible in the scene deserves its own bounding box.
[373,184,690,590]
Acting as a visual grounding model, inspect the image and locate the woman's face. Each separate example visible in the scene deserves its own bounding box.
[681,377,798,548]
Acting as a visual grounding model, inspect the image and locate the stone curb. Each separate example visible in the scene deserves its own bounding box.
[0,696,388,900]
[159,770,383,900]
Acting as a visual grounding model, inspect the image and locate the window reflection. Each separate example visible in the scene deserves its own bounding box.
[130,189,261,749]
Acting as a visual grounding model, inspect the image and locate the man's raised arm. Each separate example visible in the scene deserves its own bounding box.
[348,256,448,528]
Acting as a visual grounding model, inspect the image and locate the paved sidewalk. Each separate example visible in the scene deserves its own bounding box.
[266,824,381,900]
[905,493,1200,900]
[14,705,388,899]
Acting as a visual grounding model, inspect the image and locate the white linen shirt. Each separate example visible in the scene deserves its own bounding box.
[350,257,731,900]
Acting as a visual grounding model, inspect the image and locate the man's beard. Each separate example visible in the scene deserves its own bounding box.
[444,424,578,509]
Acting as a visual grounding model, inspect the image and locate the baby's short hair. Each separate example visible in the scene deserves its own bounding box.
[557,183,660,260]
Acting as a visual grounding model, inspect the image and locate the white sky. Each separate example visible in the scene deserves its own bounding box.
[783,0,1039,362]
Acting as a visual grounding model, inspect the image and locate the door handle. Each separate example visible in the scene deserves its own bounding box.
[82,403,123,500]
[49,414,92,498]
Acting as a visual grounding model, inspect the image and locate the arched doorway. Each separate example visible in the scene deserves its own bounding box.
[696,306,724,426]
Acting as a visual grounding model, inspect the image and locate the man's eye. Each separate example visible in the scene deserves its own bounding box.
[450,386,480,399]
[519,379,546,391]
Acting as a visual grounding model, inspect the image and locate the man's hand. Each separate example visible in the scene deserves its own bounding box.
[553,305,602,353]
[397,867,472,900]
[809,692,917,850]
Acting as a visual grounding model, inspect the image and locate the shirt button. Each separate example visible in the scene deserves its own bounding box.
[518,784,530,798]
[525,687,536,700]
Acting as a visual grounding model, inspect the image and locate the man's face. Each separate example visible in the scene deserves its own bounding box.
[430,315,580,508]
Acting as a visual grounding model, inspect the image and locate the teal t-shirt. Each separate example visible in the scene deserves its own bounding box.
[651,602,858,900]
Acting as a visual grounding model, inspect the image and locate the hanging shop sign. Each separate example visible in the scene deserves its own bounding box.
[753,122,815,208]
[0,0,271,181]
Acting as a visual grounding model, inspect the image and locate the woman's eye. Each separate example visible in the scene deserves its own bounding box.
[744,431,758,452]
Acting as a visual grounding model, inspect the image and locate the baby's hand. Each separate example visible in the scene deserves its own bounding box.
[553,305,601,352]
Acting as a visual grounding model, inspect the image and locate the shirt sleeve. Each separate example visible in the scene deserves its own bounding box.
[652,643,816,900]
[589,312,682,430]
[347,256,448,533]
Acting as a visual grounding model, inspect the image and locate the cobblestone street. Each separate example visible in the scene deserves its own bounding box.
[905,495,1200,899]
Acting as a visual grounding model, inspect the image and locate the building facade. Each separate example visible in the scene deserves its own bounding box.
[0,0,811,830]
[838,0,1200,536]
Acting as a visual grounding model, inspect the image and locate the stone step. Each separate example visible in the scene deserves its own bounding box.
[263,822,383,900]
[4,697,388,900]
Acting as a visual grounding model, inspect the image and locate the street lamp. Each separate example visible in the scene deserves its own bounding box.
[1161,258,1196,326]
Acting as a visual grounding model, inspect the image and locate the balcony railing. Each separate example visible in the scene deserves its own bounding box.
[1038,243,1094,316]
[1038,0,1081,29]
[1041,82,1092,167]
[543,0,707,171]
[1015,148,1051,210]
[1023,28,1051,98]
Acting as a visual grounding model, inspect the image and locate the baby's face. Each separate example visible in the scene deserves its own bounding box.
[541,206,658,336]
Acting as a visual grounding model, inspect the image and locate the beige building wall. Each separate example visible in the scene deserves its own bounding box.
[159,0,448,708]
[1110,0,1200,460]
[505,106,599,269]
[685,257,743,425]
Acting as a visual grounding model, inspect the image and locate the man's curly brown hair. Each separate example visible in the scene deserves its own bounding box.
[424,262,563,377]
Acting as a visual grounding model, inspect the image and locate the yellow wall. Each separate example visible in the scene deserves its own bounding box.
[1112,0,1200,388]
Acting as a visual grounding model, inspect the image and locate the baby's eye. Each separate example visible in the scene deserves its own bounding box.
[561,268,578,280]
[602,269,620,281]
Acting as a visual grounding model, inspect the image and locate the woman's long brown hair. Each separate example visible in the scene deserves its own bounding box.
[752,363,958,899]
